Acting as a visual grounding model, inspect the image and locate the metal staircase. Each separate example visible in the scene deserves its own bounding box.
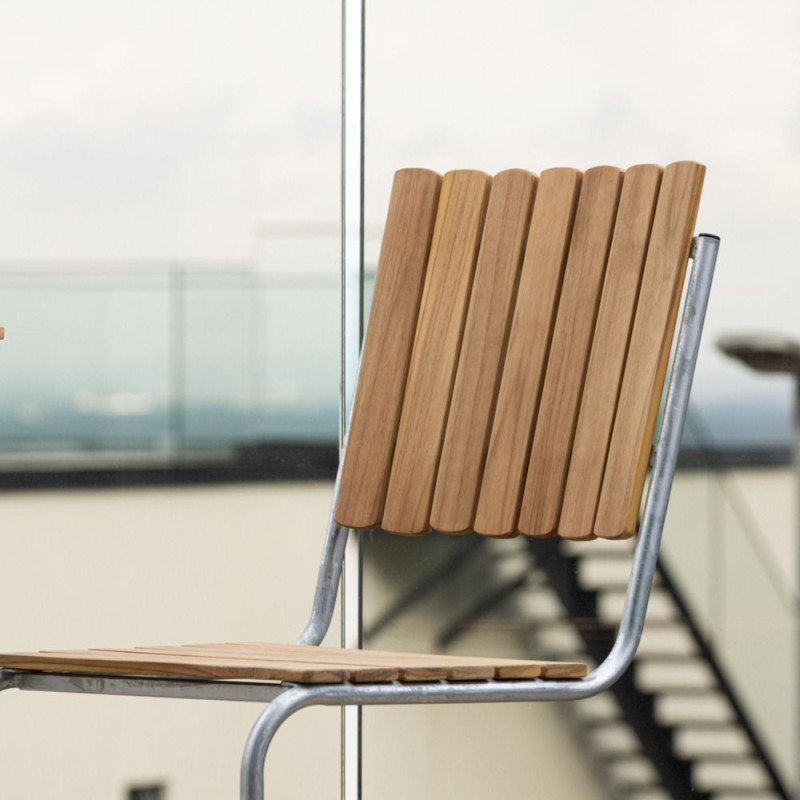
[365,534,792,800]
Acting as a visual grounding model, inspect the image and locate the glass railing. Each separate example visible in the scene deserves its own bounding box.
[0,262,341,466]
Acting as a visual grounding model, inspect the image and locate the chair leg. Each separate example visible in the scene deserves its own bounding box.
[240,687,315,800]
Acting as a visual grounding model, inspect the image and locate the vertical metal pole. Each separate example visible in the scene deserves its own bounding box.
[795,376,800,798]
[341,0,365,797]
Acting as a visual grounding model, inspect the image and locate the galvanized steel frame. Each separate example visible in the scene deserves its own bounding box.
[0,234,719,800]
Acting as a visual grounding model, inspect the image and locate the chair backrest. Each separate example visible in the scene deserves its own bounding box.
[335,162,704,540]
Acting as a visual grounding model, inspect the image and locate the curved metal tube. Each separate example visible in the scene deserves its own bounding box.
[243,235,719,799]
[295,392,356,646]
[295,520,350,646]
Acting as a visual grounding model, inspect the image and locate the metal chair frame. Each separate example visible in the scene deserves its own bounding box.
[0,234,719,800]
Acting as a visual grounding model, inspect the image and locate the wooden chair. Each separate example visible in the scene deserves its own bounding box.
[0,162,718,799]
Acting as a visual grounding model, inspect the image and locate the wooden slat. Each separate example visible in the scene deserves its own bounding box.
[430,169,537,533]
[381,170,492,535]
[0,643,587,682]
[518,166,623,537]
[0,649,347,684]
[129,647,399,683]
[138,644,466,681]
[473,168,582,537]
[335,168,442,530]
[594,161,705,538]
[188,642,585,678]
[558,165,663,539]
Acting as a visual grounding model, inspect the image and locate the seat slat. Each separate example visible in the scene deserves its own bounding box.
[335,168,442,530]
[430,169,537,533]
[382,170,492,535]
[559,164,663,539]
[473,168,582,537]
[182,641,575,677]
[0,649,348,684]
[129,647,400,683]
[136,644,488,681]
[0,643,587,683]
[518,166,623,537]
[594,161,705,538]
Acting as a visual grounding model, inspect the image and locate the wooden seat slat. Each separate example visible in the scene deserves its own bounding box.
[0,650,347,684]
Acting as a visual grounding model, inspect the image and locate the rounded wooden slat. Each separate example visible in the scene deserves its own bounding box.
[558,164,663,539]
[382,170,492,535]
[594,161,705,539]
[430,169,538,533]
[335,168,442,530]
[518,166,624,537]
[0,649,347,684]
[473,168,582,537]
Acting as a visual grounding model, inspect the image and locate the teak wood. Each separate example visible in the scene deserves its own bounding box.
[335,168,441,529]
[430,169,537,533]
[336,161,704,539]
[474,168,582,536]
[558,164,663,538]
[518,166,623,536]
[0,644,586,684]
[382,170,492,534]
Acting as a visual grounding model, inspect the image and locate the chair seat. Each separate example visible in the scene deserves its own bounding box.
[0,642,586,684]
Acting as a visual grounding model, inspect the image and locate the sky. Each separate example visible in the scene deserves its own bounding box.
[0,0,799,415]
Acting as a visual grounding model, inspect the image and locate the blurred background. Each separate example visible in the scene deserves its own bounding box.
[0,0,797,798]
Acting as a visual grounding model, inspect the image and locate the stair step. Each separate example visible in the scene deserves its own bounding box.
[528,626,586,653]
[674,727,750,759]
[636,658,716,692]
[573,692,621,723]
[515,585,565,619]
[607,755,659,787]
[693,759,770,791]
[587,724,640,756]
[637,626,697,657]
[579,559,645,590]
[598,588,679,623]
[656,692,734,725]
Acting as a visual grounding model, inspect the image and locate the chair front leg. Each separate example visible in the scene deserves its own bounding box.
[240,686,317,800]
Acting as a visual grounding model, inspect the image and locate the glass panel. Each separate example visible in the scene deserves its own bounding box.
[0,0,341,797]
[362,1,799,798]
